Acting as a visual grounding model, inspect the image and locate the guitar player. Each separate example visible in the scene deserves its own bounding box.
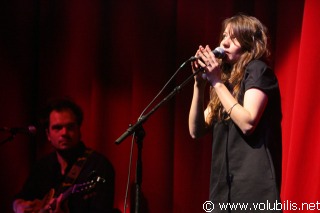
[13,98,115,213]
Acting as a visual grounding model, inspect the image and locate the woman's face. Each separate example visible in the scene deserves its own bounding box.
[220,24,243,64]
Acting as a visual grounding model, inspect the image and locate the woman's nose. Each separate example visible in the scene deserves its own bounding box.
[221,38,230,48]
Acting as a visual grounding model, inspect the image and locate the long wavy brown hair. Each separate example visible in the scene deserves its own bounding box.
[206,14,270,124]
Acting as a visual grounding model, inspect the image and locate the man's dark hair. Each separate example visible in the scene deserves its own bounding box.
[42,97,83,128]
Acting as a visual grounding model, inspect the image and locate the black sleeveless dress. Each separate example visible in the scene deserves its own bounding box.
[209,60,282,212]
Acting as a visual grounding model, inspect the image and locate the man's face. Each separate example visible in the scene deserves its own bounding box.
[46,109,81,151]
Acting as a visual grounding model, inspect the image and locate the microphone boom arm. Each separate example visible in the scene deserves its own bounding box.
[115,66,202,145]
[0,130,16,146]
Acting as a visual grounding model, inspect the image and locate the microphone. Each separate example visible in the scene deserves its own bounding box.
[189,47,225,61]
[0,125,37,135]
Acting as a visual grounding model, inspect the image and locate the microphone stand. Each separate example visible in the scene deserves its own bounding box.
[115,65,202,213]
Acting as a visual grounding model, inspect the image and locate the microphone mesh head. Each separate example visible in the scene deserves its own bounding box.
[28,125,37,134]
[213,47,225,59]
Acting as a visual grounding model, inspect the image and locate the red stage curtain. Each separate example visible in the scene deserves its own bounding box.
[278,0,320,211]
[1,0,319,212]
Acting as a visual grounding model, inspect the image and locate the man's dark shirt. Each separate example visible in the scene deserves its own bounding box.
[15,142,115,213]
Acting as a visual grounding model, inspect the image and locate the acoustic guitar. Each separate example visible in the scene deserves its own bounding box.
[39,176,105,212]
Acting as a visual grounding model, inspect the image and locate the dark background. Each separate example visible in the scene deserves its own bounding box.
[1,0,319,212]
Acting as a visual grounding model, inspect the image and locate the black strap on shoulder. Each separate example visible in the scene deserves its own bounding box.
[57,149,93,194]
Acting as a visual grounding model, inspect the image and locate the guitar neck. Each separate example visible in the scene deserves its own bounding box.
[60,186,74,202]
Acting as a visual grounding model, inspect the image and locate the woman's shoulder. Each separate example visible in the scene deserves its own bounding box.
[243,59,279,95]
[246,59,269,71]
[245,59,274,78]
